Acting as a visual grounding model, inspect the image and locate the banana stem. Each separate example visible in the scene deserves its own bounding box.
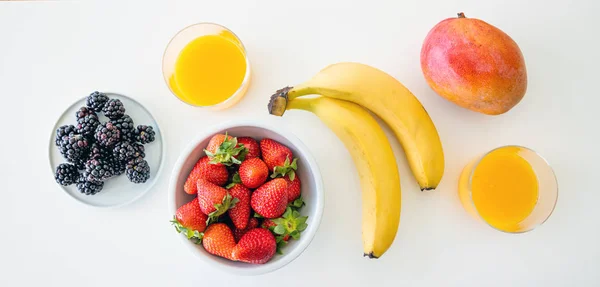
[286,97,315,112]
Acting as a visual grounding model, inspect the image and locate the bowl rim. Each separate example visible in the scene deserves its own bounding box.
[168,119,324,275]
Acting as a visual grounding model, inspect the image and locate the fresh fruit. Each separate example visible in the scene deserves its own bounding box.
[110,115,136,142]
[251,178,288,218]
[135,125,156,144]
[239,158,269,189]
[270,96,401,258]
[183,156,229,195]
[231,228,277,264]
[125,157,150,183]
[102,98,126,120]
[259,139,293,172]
[270,62,444,190]
[228,183,252,230]
[75,107,100,137]
[84,158,113,181]
[112,141,142,162]
[94,122,121,147]
[202,223,236,260]
[284,175,301,204]
[233,217,260,242]
[172,198,207,243]
[53,92,156,193]
[206,134,232,154]
[76,175,104,195]
[86,91,109,113]
[421,13,527,115]
[263,207,308,242]
[237,137,260,159]
[205,133,247,165]
[55,125,76,146]
[55,163,79,186]
[197,179,238,222]
[57,133,89,164]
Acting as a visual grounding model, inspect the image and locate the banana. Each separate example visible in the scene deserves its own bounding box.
[270,96,401,258]
[273,62,445,190]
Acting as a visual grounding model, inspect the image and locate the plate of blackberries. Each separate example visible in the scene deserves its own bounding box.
[50,91,164,207]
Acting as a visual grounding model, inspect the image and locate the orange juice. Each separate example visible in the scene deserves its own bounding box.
[459,146,539,232]
[169,34,247,106]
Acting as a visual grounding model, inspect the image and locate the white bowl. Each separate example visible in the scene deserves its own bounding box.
[169,120,324,275]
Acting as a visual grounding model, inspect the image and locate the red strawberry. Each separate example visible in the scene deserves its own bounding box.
[206,134,232,154]
[184,156,228,195]
[202,223,236,260]
[228,184,251,230]
[260,139,293,171]
[171,198,207,243]
[261,218,277,229]
[197,179,238,223]
[237,137,260,159]
[231,228,277,264]
[284,175,301,203]
[238,158,268,189]
[205,133,247,166]
[251,178,288,218]
[233,217,259,242]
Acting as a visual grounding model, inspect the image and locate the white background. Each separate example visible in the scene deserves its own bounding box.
[1,1,598,286]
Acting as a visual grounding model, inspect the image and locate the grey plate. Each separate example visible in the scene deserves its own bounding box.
[49,93,164,208]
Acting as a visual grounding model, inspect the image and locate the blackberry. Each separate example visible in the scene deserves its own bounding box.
[55,125,76,146]
[126,157,151,183]
[76,174,104,195]
[110,115,135,142]
[112,141,141,162]
[75,107,100,137]
[107,154,126,176]
[58,134,89,163]
[94,122,121,146]
[55,163,79,186]
[86,91,109,113]
[84,158,114,181]
[131,142,146,158]
[102,99,126,120]
[135,125,155,144]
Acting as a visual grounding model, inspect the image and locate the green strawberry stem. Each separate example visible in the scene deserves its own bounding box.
[225,172,242,189]
[207,193,239,225]
[267,207,308,244]
[270,157,298,180]
[205,132,248,166]
[171,218,204,244]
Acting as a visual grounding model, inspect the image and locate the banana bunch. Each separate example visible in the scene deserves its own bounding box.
[268,62,445,258]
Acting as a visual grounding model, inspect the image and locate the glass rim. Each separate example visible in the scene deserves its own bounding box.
[466,145,559,234]
[161,22,251,109]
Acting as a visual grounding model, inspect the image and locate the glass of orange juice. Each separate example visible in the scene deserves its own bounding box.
[458,146,558,233]
[162,23,251,109]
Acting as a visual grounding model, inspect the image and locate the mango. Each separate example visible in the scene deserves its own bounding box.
[420,13,527,115]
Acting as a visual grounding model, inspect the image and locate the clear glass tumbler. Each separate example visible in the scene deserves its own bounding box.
[162,23,251,110]
[458,146,558,233]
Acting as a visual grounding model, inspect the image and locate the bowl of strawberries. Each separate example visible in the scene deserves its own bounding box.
[169,120,324,275]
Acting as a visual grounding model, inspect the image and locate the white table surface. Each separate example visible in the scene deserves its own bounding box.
[2,1,598,286]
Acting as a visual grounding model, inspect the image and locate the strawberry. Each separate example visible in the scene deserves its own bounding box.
[284,175,301,204]
[197,179,238,224]
[228,183,251,230]
[262,207,308,254]
[206,134,232,154]
[233,217,259,242]
[205,133,248,166]
[260,138,294,171]
[202,223,236,260]
[237,137,260,159]
[231,228,277,264]
[251,178,288,218]
[238,158,268,189]
[171,198,207,244]
[184,156,228,195]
